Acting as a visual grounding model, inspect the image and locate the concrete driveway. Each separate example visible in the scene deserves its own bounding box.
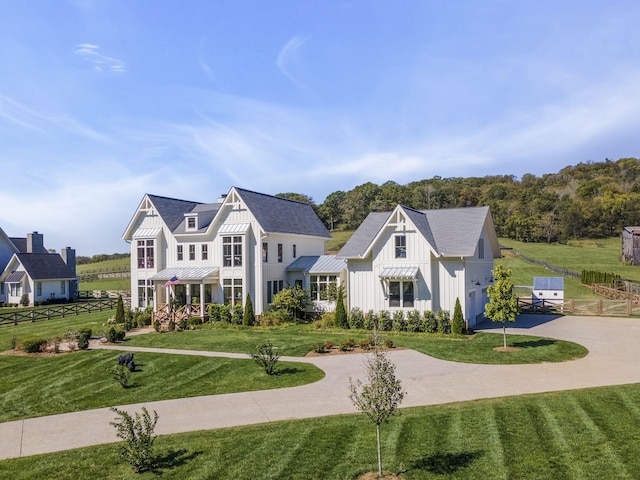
[1,314,639,460]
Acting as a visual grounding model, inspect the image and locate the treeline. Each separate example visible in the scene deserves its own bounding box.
[76,253,130,265]
[280,157,640,243]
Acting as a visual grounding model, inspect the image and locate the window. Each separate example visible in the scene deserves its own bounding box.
[478,238,485,260]
[189,244,196,261]
[36,282,42,296]
[389,281,414,308]
[10,283,21,297]
[177,245,183,261]
[60,281,66,295]
[223,236,243,267]
[186,216,197,230]
[310,275,338,301]
[138,279,154,308]
[267,280,284,303]
[278,243,283,263]
[262,242,268,262]
[293,244,297,258]
[223,278,243,305]
[395,235,407,258]
[136,239,155,268]
[202,244,208,261]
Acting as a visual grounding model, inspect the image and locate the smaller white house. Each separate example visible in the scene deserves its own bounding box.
[532,277,564,306]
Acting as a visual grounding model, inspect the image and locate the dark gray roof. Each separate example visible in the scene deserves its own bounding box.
[173,203,221,234]
[337,212,390,258]
[147,194,202,232]
[235,188,331,238]
[9,238,27,253]
[421,206,491,257]
[16,254,75,280]
[338,205,491,259]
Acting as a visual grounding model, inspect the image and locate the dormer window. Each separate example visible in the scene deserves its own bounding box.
[186,215,197,231]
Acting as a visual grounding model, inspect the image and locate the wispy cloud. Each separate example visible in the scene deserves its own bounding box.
[276,35,311,92]
[74,43,126,73]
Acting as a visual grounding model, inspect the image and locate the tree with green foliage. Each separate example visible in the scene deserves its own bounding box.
[348,333,405,477]
[335,285,348,329]
[243,293,255,326]
[452,298,465,334]
[115,295,125,325]
[270,286,310,322]
[484,265,519,348]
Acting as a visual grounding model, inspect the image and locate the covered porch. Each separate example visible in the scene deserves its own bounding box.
[149,266,219,324]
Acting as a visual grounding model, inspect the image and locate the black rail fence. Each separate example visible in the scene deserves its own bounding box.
[514,252,581,279]
[0,299,123,327]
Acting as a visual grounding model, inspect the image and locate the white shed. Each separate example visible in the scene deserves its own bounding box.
[532,277,564,305]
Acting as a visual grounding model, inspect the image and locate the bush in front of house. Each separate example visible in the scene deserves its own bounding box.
[187,316,203,329]
[392,311,405,332]
[20,337,49,353]
[106,326,126,343]
[379,311,392,331]
[20,293,29,307]
[232,304,243,325]
[137,313,152,328]
[406,310,423,332]
[424,311,437,333]
[348,307,365,330]
[364,310,378,330]
[437,309,451,334]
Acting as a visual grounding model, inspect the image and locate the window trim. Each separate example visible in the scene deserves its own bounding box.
[388,280,414,308]
[395,235,407,258]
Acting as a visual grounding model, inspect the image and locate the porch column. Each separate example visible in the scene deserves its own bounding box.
[200,283,206,319]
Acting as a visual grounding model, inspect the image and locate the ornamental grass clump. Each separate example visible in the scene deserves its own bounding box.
[250,342,281,375]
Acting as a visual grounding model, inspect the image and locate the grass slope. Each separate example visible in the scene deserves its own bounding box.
[2,383,640,479]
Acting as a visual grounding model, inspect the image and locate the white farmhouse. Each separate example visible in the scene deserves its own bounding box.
[122,187,334,319]
[337,205,500,327]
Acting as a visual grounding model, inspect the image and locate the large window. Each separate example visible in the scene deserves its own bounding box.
[137,239,155,268]
[310,275,338,301]
[389,281,414,308]
[267,280,284,303]
[223,278,243,305]
[189,244,196,261]
[138,279,154,308]
[223,236,243,267]
[395,235,406,258]
[10,283,21,297]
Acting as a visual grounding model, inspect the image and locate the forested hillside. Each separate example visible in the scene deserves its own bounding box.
[282,157,640,243]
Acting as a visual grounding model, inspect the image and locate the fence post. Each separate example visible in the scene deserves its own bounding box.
[31,310,35,322]
[14,312,17,325]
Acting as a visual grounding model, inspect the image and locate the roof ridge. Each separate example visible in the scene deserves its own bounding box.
[233,187,310,205]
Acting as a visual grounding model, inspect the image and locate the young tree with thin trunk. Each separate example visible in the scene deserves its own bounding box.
[348,332,405,477]
[484,264,519,348]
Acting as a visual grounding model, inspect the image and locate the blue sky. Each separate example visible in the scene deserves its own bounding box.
[1,1,639,255]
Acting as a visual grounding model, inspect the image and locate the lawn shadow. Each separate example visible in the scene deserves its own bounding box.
[276,367,301,375]
[404,450,484,475]
[512,339,556,348]
[151,449,203,474]
[476,313,564,331]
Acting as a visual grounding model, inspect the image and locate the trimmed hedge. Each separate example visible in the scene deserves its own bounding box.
[20,337,48,353]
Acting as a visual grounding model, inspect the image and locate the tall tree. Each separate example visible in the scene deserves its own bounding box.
[348,333,405,477]
[243,293,255,326]
[335,285,348,329]
[451,297,465,334]
[484,265,519,348]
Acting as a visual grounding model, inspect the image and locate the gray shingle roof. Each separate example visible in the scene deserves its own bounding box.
[235,188,331,238]
[147,194,202,232]
[16,254,75,280]
[338,206,491,259]
[337,212,390,258]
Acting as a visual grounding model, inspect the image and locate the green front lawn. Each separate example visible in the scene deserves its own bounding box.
[0,349,323,422]
[125,324,588,364]
[2,382,640,479]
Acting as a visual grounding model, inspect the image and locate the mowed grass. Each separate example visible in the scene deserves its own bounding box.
[0,310,116,351]
[125,323,588,364]
[0,349,324,422]
[3,383,640,479]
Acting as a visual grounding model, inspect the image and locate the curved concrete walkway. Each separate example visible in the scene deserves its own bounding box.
[1,314,639,460]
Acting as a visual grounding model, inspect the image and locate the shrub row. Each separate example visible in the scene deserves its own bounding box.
[337,308,456,334]
[581,270,621,286]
